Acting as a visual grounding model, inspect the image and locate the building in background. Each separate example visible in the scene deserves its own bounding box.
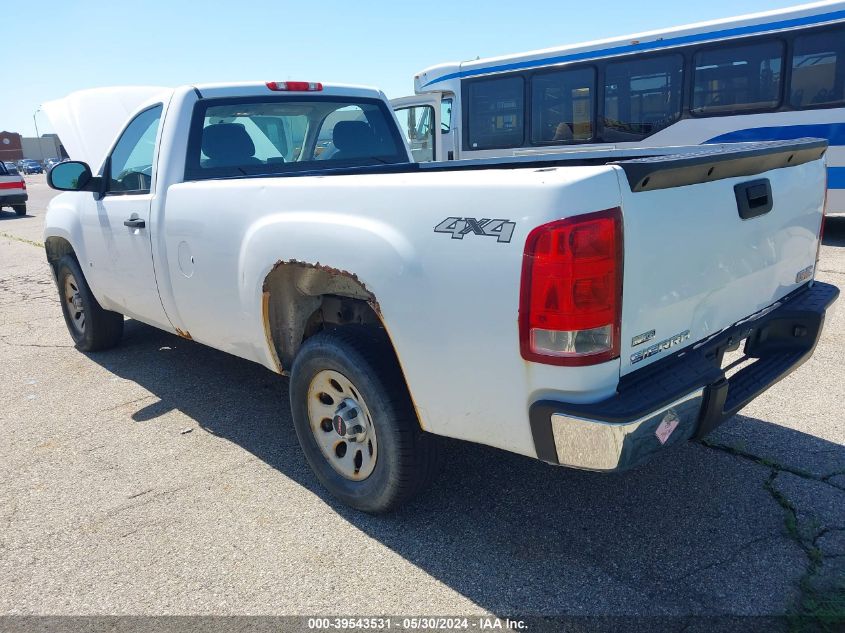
[0,131,66,162]
[22,135,63,161]
[0,131,23,162]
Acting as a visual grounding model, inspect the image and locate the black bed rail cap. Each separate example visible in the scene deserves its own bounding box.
[613,137,828,193]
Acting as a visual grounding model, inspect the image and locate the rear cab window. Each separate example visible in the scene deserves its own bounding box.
[185,96,408,181]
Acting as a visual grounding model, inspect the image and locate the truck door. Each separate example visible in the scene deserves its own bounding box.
[78,104,171,329]
[391,95,442,162]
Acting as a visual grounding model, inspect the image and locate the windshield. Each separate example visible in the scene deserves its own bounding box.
[185,96,408,180]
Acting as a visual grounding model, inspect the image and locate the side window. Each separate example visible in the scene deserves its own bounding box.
[441,98,453,132]
[604,55,683,141]
[791,28,845,107]
[692,41,784,115]
[531,67,595,144]
[467,76,524,150]
[395,105,436,162]
[106,105,162,194]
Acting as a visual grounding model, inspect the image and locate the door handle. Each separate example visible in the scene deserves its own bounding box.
[124,217,146,228]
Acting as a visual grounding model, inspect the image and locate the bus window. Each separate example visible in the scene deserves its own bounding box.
[441,98,453,132]
[603,54,683,141]
[467,76,524,150]
[791,28,845,107]
[530,67,595,144]
[692,41,784,115]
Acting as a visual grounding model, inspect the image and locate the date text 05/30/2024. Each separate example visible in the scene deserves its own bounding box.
[307,616,529,630]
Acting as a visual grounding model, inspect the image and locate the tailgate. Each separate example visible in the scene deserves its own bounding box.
[614,139,827,377]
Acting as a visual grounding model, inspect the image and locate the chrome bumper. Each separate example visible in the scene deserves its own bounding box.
[549,390,703,470]
[529,281,839,472]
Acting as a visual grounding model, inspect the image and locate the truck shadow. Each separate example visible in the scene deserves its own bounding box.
[89,320,845,616]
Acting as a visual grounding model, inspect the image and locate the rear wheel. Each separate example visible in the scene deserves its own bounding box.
[289,325,442,513]
[13,204,26,216]
[55,255,124,352]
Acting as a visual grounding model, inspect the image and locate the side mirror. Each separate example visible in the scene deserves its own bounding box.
[47,160,101,194]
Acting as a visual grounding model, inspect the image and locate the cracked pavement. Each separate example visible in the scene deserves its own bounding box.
[0,175,843,621]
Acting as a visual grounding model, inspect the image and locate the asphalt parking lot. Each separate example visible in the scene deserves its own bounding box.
[1,175,843,624]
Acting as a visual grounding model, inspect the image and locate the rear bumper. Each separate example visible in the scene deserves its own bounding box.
[529,281,839,471]
[0,193,27,205]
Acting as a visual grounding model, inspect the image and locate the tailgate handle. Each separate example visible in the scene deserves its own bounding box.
[734,179,773,220]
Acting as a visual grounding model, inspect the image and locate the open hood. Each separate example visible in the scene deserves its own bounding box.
[42,86,170,170]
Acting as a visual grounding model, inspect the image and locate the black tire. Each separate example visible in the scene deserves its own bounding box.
[290,325,442,513]
[55,255,124,352]
[13,204,26,216]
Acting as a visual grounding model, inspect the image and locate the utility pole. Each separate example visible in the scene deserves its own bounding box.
[33,107,44,162]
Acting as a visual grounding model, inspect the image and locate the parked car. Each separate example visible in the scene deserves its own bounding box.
[0,161,27,215]
[44,157,63,171]
[43,81,838,513]
[3,161,19,175]
[19,159,44,175]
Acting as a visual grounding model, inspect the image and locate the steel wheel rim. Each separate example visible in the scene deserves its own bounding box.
[63,273,85,336]
[307,369,378,481]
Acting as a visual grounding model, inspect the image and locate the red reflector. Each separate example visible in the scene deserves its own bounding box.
[0,181,24,190]
[519,208,623,366]
[266,81,323,92]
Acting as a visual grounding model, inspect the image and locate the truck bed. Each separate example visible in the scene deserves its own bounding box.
[180,138,828,191]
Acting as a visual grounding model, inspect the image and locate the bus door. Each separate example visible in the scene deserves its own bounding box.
[391,95,443,162]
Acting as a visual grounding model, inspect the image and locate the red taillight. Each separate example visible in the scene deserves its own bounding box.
[0,180,24,190]
[519,208,623,366]
[266,81,323,92]
[21,179,26,190]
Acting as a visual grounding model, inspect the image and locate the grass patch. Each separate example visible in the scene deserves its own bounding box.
[764,473,802,542]
[789,574,845,633]
[0,231,44,249]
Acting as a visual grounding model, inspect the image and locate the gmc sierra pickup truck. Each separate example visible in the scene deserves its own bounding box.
[43,81,838,513]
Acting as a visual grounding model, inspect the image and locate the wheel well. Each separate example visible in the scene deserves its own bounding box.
[45,237,76,269]
[262,261,384,371]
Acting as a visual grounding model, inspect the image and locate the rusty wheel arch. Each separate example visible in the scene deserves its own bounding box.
[261,260,384,373]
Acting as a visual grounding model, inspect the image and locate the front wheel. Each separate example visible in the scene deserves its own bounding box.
[289,326,442,513]
[55,255,124,352]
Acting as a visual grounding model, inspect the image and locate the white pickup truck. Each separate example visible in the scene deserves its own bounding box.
[43,81,838,512]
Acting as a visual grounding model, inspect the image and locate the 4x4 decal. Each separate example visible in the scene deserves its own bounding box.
[434,217,516,243]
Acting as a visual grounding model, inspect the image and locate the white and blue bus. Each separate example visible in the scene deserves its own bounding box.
[391,1,845,214]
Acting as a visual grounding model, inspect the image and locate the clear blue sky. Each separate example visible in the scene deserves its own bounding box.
[2,0,805,136]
